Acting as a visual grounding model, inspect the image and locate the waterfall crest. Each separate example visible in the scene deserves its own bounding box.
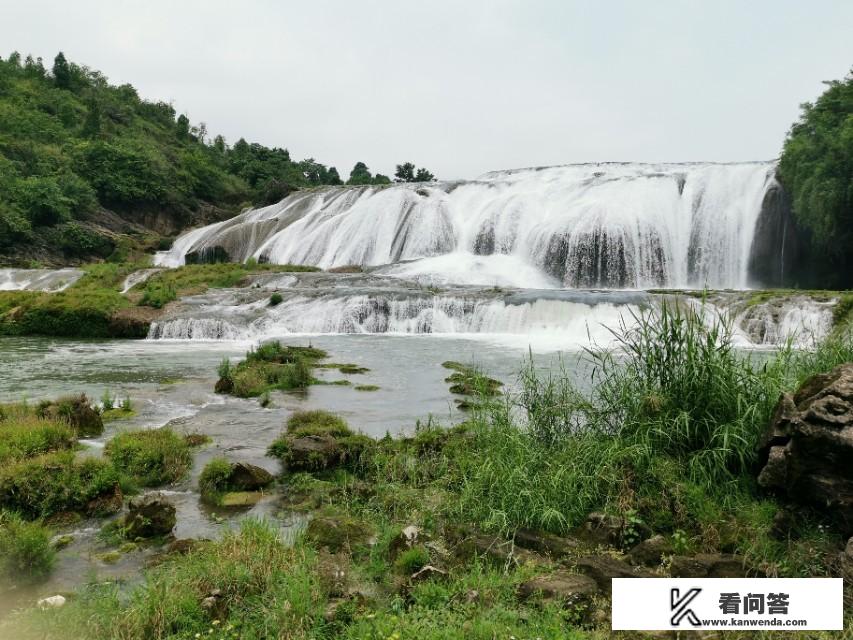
[156,162,779,289]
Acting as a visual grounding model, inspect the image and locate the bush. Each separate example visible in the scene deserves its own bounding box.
[394,545,430,574]
[0,511,55,583]
[104,429,191,487]
[269,292,283,306]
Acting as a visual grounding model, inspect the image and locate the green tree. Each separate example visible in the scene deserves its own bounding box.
[81,97,101,138]
[779,70,853,285]
[415,167,435,182]
[347,161,373,185]
[394,162,416,183]
[327,167,343,185]
[176,114,190,139]
[372,174,391,185]
[52,52,71,90]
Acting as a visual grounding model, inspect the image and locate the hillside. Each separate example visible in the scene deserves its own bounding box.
[0,51,343,266]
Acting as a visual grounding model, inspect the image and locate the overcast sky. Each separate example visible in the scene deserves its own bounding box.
[2,1,851,179]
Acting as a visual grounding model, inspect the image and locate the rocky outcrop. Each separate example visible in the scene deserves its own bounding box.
[757,363,853,535]
[747,178,802,288]
[517,571,599,607]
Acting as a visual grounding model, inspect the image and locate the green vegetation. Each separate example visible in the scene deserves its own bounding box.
[345,161,391,186]
[198,457,235,505]
[0,511,55,583]
[269,292,283,306]
[215,342,328,398]
[0,51,345,262]
[394,161,436,183]
[778,69,853,287]
[0,260,318,338]
[103,428,191,487]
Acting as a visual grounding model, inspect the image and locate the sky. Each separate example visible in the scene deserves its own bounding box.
[1,0,851,180]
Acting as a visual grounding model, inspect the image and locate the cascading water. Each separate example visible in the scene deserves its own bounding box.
[156,162,779,290]
[0,268,84,292]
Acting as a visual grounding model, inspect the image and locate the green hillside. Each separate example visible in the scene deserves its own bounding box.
[0,51,343,265]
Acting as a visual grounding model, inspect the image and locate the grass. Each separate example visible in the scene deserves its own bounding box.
[0,410,76,465]
[0,451,122,519]
[285,410,352,438]
[217,342,328,398]
[103,428,192,487]
[198,457,235,505]
[0,510,55,584]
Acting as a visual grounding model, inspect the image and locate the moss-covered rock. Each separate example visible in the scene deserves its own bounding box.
[306,511,373,553]
[123,494,176,539]
[268,411,374,471]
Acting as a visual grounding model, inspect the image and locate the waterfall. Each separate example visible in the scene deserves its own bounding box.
[0,268,84,292]
[156,162,779,289]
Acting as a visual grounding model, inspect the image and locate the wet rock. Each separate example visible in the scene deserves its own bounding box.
[227,462,274,491]
[574,555,654,593]
[37,393,103,437]
[757,363,853,535]
[306,513,372,553]
[214,377,234,394]
[124,494,176,538]
[514,528,583,558]
[284,435,342,471]
[86,484,123,517]
[627,534,673,567]
[670,553,756,578]
[517,571,599,607]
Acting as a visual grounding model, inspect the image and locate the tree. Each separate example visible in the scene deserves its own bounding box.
[415,167,435,182]
[347,161,373,185]
[372,173,391,185]
[394,162,416,183]
[176,114,190,139]
[327,167,343,185]
[52,52,72,90]
[213,135,226,153]
[82,97,101,138]
[778,69,853,286]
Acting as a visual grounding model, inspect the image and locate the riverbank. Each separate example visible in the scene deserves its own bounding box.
[1,303,851,638]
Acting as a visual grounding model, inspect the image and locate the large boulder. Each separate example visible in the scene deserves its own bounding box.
[124,494,176,539]
[757,363,853,535]
[227,462,274,491]
[574,555,654,593]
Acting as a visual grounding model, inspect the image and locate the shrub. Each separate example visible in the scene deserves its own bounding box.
[0,510,55,583]
[104,429,191,487]
[269,292,283,306]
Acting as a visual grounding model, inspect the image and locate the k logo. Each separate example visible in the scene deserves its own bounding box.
[670,588,702,627]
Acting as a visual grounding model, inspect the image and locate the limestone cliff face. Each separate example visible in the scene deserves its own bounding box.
[747,176,803,288]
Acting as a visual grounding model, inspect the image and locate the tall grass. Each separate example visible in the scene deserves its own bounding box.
[456,300,853,537]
